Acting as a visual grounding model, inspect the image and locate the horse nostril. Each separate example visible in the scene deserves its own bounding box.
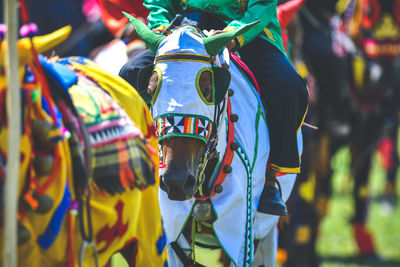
[162,172,197,200]
[184,174,196,191]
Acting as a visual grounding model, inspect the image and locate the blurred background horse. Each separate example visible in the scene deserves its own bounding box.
[0,25,167,266]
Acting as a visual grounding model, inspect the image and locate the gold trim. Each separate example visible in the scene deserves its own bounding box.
[155,53,211,64]
[155,58,211,64]
[270,163,300,174]
[157,53,210,58]
[264,27,276,42]
[237,35,245,47]
[297,105,308,133]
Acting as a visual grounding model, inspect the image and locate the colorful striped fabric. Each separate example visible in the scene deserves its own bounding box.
[155,115,213,143]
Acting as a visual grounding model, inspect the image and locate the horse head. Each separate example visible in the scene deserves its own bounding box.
[124,13,258,200]
[0,25,72,196]
[0,25,167,265]
[0,26,73,246]
[0,25,71,68]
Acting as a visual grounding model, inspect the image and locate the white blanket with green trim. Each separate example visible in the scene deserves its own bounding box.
[159,59,302,267]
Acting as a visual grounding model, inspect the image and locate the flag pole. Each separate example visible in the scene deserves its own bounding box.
[3,0,21,266]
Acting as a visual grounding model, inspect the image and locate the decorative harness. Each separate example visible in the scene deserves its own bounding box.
[152,32,237,199]
[153,50,238,267]
[195,98,236,200]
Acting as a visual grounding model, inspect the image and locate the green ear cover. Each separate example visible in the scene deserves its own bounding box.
[122,11,166,53]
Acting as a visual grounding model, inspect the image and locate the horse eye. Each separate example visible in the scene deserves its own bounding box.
[147,71,159,95]
[198,70,213,102]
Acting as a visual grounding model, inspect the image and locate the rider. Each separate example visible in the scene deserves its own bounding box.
[119,0,309,216]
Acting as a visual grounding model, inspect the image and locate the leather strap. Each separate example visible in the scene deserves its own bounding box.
[195,97,235,200]
[171,241,205,267]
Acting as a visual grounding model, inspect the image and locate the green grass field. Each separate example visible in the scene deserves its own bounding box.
[317,148,400,267]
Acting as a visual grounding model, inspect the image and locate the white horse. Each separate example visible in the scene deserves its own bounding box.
[125,14,302,267]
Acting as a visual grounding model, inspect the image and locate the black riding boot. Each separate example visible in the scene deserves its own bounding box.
[257,168,288,216]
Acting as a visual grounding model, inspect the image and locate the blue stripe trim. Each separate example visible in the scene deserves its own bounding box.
[37,185,71,249]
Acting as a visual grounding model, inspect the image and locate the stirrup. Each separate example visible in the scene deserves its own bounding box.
[79,240,99,267]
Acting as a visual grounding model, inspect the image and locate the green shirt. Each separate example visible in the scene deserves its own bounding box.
[143,0,285,54]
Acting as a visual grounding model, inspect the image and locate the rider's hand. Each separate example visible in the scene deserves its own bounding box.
[209,30,237,51]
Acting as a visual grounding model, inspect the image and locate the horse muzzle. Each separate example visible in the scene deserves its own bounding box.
[160,170,197,201]
[159,137,206,200]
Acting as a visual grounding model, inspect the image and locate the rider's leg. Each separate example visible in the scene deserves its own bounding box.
[119,49,155,91]
[384,120,399,207]
[239,38,309,216]
[350,117,379,260]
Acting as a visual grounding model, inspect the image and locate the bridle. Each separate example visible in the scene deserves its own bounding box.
[194,95,226,198]
[151,51,233,199]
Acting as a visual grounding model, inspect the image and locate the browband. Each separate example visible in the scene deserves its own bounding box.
[155,53,212,64]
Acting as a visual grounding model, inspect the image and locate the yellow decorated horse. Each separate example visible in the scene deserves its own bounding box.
[0,26,167,266]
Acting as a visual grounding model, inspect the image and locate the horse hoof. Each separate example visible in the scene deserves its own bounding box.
[18,223,31,245]
[33,155,54,176]
[193,201,215,222]
[35,194,54,214]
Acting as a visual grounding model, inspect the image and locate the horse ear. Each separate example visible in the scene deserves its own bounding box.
[7,26,72,66]
[137,64,155,105]
[123,12,166,53]
[203,20,259,56]
[17,25,71,55]
[32,26,72,54]
[213,67,231,104]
